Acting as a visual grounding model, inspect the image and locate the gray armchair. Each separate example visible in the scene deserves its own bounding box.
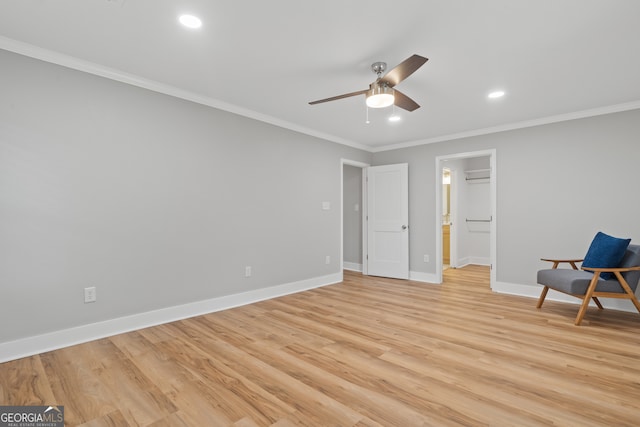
[536,244,640,325]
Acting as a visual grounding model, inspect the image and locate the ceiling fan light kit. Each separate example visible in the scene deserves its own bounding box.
[309,54,428,113]
[366,82,395,108]
[366,61,394,109]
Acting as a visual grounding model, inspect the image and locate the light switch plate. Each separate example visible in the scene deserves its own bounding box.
[84,286,97,303]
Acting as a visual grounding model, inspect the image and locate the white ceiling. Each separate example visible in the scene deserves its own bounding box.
[2,0,640,151]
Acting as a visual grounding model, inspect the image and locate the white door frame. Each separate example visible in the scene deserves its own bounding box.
[340,159,370,277]
[442,167,458,269]
[434,149,497,287]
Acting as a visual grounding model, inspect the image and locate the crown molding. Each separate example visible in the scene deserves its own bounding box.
[372,100,640,153]
[0,36,372,153]
[3,36,639,155]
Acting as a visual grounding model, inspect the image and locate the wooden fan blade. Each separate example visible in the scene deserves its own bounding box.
[393,89,420,112]
[380,54,428,87]
[309,89,368,105]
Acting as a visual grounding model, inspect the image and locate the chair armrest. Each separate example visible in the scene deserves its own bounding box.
[540,258,583,270]
[581,266,640,289]
[541,258,583,263]
[581,266,640,273]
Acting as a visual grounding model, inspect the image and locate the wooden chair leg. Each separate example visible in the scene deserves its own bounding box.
[575,298,591,326]
[629,296,640,314]
[537,286,549,308]
[614,272,640,314]
[575,275,600,326]
[592,297,603,309]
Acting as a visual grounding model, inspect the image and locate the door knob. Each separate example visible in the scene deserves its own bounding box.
[402,225,407,230]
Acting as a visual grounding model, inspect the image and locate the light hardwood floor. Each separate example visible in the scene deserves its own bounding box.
[2,265,640,426]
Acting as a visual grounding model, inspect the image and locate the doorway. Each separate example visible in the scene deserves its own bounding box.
[435,150,496,287]
[341,159,369,275]
[341,160,410,280]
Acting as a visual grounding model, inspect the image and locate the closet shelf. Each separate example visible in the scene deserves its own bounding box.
[466,217,492,223]
[464,168,491,181]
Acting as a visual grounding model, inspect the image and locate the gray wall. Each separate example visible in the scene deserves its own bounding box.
[3,46,639,345]
[0,50,371,343]
[343,164,362,267]
[373,109,640,289]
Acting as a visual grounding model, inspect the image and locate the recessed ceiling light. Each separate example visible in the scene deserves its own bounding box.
[179,14,202,29]
[488,90,505,99]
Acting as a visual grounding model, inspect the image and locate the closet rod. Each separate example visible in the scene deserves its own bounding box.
[466,217,492,223]
[465,176,490,181]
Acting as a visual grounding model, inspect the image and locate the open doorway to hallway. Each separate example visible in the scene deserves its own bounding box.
[341,159,369,275]
[342,163,364,272]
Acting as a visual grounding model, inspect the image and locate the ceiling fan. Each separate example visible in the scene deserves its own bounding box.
[309,54,428,112]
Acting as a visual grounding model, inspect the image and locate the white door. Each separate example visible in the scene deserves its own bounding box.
[366,163,409,279]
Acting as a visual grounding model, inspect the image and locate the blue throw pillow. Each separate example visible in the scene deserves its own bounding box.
[582,232,631,280]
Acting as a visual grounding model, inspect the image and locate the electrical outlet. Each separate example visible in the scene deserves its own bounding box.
[325,255,331,265]
[84,286,96,303]
[245,266,252,277]
[424,254,429,263]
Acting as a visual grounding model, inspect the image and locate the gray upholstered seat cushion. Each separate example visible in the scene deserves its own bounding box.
[537,269,623,295]
[537,244,640,296]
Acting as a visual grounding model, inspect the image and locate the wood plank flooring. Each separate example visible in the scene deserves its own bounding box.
[2,265,640,426]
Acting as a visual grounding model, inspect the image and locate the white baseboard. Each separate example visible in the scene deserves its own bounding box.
[0,272,342,363]
[409,270,439,284]
[491,281,541,297]
[343,262,363,272]
[457,257,490,268]
[492,281,639,312]
[470,256,491,266]
[343,264,437,283]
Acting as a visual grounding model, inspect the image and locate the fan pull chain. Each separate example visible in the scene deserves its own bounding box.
[388,103,401,122]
